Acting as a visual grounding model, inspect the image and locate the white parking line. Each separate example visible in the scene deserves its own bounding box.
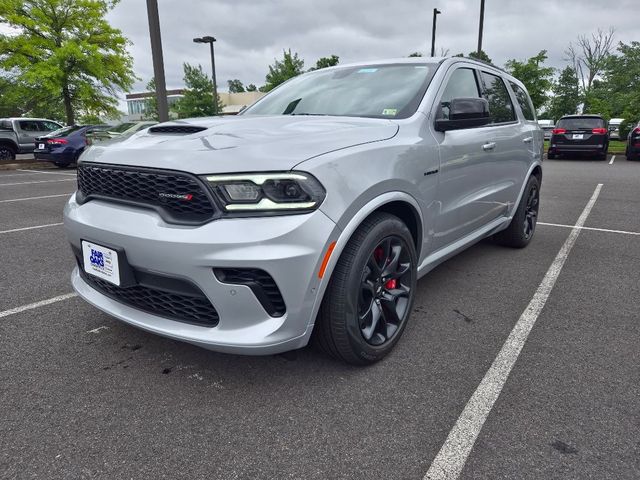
[0,193,72,203]
[16,169,77,176]
[424,183,603,480]
[0,223,63,235]
[0,293,77,319]
[538,222,640,236]
[609,155,616,165]
[0,178,76,186]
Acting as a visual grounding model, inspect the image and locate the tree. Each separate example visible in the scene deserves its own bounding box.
[408,52,423,57]
[505,50,554,113]
[263,49,304,92]
[548,66,580,121]
[0,0,136,125]
[227,79,245,93]
[468,50,492,63]
[596,41,640,122]
[143,78,159,121]
[309,55,339,71]
[246,84,258,92]
[174,63,223,118]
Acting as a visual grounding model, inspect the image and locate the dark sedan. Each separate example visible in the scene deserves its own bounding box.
[33,125,107,168]
[625,121,640,161]
[547,115,609,160]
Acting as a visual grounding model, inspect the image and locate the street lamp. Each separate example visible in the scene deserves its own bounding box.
[430,8,442,57]
[193,36,219,115]
[477,0,486,57]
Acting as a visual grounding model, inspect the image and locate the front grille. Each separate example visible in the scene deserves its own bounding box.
[214,268,286,317]
[149,125,207,134]
[79,268,219,327]
[77,163,217,224]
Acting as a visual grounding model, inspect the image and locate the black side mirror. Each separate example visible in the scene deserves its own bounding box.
[435,97,492,132]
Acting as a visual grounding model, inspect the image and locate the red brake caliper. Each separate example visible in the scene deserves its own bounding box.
[385,279,397,290]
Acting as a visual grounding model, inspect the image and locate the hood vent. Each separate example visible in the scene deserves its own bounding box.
[149,125,207,134]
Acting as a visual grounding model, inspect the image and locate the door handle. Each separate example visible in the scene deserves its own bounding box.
[523,137,533,144]
[482,142,496,151]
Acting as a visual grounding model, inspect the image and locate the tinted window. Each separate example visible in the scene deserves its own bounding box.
[243,64,433,119]
[18,120,40,132]
[557,117,605,129]
[480,72,515,123]
[40,121,61,131]
[439,68,480,120]
[510,82,535,121]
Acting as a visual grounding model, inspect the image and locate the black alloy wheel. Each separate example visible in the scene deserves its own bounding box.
[523,183,539,240]
[358,237,413,346]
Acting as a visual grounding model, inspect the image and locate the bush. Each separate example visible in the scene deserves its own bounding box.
[618,120,633,141]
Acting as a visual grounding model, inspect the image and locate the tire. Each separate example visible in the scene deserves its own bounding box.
[314,212,417,365]
[598,149,608,161]
[547,152,556,159]
[494,175,540,248]
[0,144,16,161]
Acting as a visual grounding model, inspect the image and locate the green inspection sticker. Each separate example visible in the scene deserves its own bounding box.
[382,108,398,116]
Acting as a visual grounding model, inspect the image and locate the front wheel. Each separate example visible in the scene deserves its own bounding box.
[494,175,540,248]
[314,213,417,365]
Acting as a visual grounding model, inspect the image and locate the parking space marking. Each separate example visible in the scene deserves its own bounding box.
[0,193,72,203]
[0,223,63,235]
[424,184,603,480]
[16,169,77,176]
[539,222,640,236]
[609,155,616,165]
[0,293,77,319]
[0,178,76,186]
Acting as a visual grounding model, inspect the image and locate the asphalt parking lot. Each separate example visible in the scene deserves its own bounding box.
[1,155,639,480]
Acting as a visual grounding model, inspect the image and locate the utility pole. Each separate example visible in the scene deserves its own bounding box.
[146,0,169,122]
[430,8,441,57]
[477,0,485,56]
[193,36,219,115]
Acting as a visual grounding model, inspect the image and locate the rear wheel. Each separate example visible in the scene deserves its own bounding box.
[0,144,16,161]
[547,152,556,159]
[494,175,540,248]
[314,213,417,365]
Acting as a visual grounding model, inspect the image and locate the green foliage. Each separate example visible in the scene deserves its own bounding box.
[600,41,640,124]
[505,50,554,113]
[468,50,492,63]
[618,120,632,141]
[78,113,103,124]
[548,66,581,121]
[227,79,245,93]
[175,63,223,118]
[0,0,136,124]
[143,78,159,121]
[246,84,258,92]
[263,49,304,92]
[310,55,339,71]
[408,52,423,58]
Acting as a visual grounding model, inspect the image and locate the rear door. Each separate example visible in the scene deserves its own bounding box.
[16,120,41,151]
[509,80,543,167]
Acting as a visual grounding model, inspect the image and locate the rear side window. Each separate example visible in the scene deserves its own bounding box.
[557,117,605,129]
[509,82,536,121]
[39,121,61,131]
[18,120,40,132]
[480,72,515,124]
[439,68,481,120]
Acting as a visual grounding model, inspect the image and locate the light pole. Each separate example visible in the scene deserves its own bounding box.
[146,0,169,122]
[430,8,441,57]
[477,0,485,57]
[193,36,218,115]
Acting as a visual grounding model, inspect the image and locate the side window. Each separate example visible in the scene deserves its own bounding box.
[509,82,536,121]
[480,72,515,124]
[18,120,40,132]
[39,121,61,131]
[439,68,481,120]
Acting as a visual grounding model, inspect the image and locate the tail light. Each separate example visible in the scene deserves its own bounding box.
[592,128,607,134]
[552,128,566,135]
[632,127,640,136]
[47,138,68,145]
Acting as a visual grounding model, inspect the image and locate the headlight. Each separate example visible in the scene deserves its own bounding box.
[203,172,326,214]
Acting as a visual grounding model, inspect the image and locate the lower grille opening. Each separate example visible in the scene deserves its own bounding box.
[214,268,286,317]
[77,261,219,327]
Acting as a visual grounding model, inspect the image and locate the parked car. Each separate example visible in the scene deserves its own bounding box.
[64,57,543,365]
[608,118,624,140]
[548,114,609,160]
[88,121,158,142]
[537,119,555,140]
[33,125,107,168]
[0,117,63,160]
[625,121,640,161]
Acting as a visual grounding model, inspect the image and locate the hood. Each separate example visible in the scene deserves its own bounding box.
[80,115,399,174]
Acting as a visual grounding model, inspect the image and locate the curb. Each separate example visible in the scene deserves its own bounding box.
[0,162,58,171]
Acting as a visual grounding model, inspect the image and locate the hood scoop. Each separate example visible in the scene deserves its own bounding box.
[149,125,207,134]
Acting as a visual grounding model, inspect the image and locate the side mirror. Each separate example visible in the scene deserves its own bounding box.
[435,97,492,132]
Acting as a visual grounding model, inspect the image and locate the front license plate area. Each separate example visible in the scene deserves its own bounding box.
[82,241,121,286]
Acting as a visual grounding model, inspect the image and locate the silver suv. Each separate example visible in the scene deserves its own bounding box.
[64,57,543,365]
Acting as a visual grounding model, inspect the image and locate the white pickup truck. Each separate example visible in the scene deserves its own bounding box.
[0,117,63,160]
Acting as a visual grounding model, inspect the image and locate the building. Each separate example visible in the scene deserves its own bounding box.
[124,90,264,120]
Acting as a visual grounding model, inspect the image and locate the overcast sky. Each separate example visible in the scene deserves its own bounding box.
[107,0,637,97]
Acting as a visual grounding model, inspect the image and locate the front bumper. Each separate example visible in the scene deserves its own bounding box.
[64,194,339,355]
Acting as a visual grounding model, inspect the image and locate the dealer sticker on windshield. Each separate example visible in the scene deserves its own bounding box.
[382,108,398,116]
[82,241,120,286]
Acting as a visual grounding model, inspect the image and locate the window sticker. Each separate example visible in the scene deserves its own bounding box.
[357,68,378,73]
[382,108,398,116]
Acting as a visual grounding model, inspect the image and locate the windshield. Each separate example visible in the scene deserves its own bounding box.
[109,122,136,133]
[243,64,433,119]
[557,117,605,130]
